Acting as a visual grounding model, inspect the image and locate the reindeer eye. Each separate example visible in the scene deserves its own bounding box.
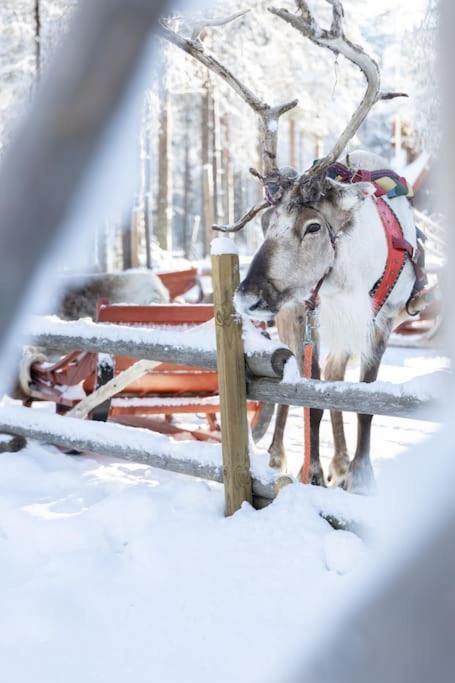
[305,222,321,234]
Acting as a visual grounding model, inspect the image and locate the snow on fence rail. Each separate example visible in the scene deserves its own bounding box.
[29,316,292,380]
[248,376,442,422]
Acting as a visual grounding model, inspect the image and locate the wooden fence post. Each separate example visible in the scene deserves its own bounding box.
[211,238,253,515]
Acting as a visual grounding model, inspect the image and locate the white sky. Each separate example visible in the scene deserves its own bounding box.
[384,0,428,27]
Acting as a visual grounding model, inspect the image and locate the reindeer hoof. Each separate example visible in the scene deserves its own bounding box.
[311,469,326,487]
[346,459,376,495]
[268,446,287,472]
[327,453,350,488]
[298,462,326,487]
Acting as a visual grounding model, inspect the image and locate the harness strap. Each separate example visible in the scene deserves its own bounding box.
[306,275,327,311]
[392,235,416,261]
[370,198,418,315]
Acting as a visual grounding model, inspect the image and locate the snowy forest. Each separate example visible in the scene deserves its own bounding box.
[0,2,453,683]
[1,0,438,267]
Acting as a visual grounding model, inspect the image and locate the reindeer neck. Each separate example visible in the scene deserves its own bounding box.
[319,198,388,303]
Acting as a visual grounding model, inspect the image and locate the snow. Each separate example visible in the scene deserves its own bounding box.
[282,354,450,402]
[241,315,288,356]
[61,383,87,400]
[0,440,370,683]
[210,236,238,256]
[28,313,287,359]
[30,314,217,352]
[149,243,193,272]
[0,345,448,682]
[0,403,279,488]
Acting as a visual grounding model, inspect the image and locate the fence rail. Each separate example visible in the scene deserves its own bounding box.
[30,320,292,380]
[248,378,439,422]
[0,404,278,504]
[29,322,438,421]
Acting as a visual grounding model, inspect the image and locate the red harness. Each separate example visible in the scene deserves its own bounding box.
[369,197,417,316]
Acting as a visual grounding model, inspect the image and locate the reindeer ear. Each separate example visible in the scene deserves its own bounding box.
[327,178,376,211]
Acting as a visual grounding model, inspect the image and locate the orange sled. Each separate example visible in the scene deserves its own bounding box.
[26,303,273,443]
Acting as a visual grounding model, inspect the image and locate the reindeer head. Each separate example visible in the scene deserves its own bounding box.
[235,170,375,319]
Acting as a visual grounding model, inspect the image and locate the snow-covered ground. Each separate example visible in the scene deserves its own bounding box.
[0,345,447,682]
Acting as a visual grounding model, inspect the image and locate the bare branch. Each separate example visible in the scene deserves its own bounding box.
[380,91,408,101]
[190,10,250,42]
[327,0,344,36]
[270,0,406,175]
[158,23,268,112]
[296,1,319,33]
[158,16,298,177]
[158,12,299,231]
[249,167,266,182]
[212,201,269,233]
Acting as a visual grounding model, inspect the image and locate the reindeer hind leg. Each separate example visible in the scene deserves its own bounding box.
[268,404,289,471]
[348,323,392,493]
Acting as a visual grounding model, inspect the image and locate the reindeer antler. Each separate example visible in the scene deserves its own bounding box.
[269,0,407,177]
[158,11,298,232]
[189,10,251,43]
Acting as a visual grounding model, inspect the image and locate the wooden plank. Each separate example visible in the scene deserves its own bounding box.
[97,302,213,325]
[247,377,439,422]
[67,358,161,419]
[211,249,252,515]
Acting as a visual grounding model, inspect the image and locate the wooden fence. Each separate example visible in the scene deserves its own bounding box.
[10,248,440,517]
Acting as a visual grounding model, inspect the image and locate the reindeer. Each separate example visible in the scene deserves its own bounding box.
[232,2,428,492]
[161,2,427,492]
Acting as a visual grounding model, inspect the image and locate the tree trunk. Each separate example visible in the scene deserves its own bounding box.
[130,208,141,268]
[221,113,234,226]
[183,108,192,259]
[201,78,212,255]
[143,98,152,268]
[298,129,305,170]
[97,222,108,272]
[156,90,172,251]
[211,86,221,226]
[34,0,41,81]
[122,222,132,270]
[289,118,297,169]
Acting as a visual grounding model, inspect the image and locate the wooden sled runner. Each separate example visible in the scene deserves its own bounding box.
[24,303,273,444]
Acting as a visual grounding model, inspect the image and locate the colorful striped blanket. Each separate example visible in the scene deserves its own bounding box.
[325,161,414,200]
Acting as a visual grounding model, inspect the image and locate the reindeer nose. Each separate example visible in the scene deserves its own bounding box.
[249,298,267,312]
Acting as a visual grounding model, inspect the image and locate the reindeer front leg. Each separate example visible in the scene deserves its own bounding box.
[291,329,325,485]
[325,352,351,487]
[348,324,391,493]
